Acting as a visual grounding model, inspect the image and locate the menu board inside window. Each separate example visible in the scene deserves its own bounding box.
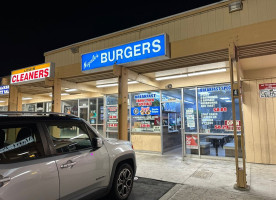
[197,85,240,133]
[131,92,161,133]
[106,105,118,131]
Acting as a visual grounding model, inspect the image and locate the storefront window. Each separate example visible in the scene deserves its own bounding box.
[97,98,104,135]
[89,99,97,125]
[106,95,118,133]
[197,85,240,134]
[79,99,88,107]
[183,88,197,133]
[195,84,241,157]
[88,98,104,135]
[22,103,36,112]
[0,106,8,111]
[161,89,182,154]
[62,100,78,116]
[131,91,161,133]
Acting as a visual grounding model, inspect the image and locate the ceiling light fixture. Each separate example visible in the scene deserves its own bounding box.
[188,68,227,77]
[155,68,227,81]
[49,93,70,97]
[156,74,188,81]
[65,89,77,92]
[22,97,33,100]
[96,81,139,88]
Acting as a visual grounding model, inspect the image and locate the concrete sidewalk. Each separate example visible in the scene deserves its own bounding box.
[135,152,276,200]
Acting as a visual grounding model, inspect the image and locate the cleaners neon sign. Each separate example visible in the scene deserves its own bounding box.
[10,63,54,85]
[82,34,169,73]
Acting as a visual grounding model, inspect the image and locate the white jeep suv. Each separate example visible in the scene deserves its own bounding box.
[0,112,136,200]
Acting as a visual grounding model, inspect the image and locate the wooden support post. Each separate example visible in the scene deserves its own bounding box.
[51,78,61,113]
[229,43,249,190]
[1,77,10,85]
[114,65,129,141]
[8,85,22,111]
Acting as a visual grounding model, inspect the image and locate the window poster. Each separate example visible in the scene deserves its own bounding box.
[106,106,118,130]
[198,85,239,133]
[186,135,198,149]
[131,92,161,133]
[186,108,195,128]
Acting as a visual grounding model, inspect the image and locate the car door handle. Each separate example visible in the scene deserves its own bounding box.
[0,177,11,183]
[60,160,76,169]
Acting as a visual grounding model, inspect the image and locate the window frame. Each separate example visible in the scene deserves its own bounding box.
[42,119,97,156]
[0,121,49,164]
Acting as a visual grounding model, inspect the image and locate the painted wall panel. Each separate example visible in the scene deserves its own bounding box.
[243,78,276,164]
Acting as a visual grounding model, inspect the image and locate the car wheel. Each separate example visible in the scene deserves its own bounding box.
[110,163,134,200]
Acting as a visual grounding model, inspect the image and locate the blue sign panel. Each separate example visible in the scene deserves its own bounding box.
[82,34,168,73]
[131,106,160,116]
[0,85,9,95]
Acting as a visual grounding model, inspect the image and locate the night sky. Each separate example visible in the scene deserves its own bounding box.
[0,0,221,78]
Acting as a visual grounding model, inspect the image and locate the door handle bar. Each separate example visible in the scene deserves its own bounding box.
[0,177,11,183]
[60,161,76,169]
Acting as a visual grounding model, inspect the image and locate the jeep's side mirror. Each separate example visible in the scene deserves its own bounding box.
[92,137,103,148]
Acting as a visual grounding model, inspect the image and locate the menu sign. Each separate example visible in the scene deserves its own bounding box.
[259,83,276,98]
[131,93,161,133]
[199,85,234,133]
[185,108,195,128]
[107,106,118,130]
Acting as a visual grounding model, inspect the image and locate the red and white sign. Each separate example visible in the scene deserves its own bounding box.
[259,83,276,98]
[214,120,241,131]
[10,63,53,85]
[135,98,154,106]
[213,107,227,112]
[186,135,198,149]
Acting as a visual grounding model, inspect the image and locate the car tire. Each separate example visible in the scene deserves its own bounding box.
[109,163,134,200]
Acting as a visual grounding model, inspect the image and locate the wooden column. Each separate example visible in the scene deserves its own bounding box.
[8,85,22,111]
[51,78,61,113]
[229,42,249,190]
[113,65,129,141]
[1,77,10,85]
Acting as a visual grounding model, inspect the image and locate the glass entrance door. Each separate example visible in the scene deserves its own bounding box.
[79,107,89,122]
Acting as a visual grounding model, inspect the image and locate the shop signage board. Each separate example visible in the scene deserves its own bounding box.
[259,83,276,98]
[10,63,54,85]
[0,85,9,95]
[131,106,160,116]
[81,34,170,73]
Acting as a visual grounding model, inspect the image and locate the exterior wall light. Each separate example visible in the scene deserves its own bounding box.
[229,1,243,13]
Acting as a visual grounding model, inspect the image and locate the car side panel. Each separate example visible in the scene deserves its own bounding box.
[0,158,59,200]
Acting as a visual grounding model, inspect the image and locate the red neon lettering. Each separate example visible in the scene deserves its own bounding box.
[44,68,49,77]
[12,75,16,83]
[39,69,44,78]
[16,75,20,83]
[24,73,29,81]
[34,71,38,79]
[20,73,24,82]
[29,71,34,80]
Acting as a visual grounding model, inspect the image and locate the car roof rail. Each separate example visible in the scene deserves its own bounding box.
[0,111,78,118]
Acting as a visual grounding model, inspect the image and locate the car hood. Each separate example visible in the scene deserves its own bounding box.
[104,138,132,146]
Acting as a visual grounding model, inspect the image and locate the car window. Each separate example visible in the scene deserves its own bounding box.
[46,122,93,154]
[0,124,45,164]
